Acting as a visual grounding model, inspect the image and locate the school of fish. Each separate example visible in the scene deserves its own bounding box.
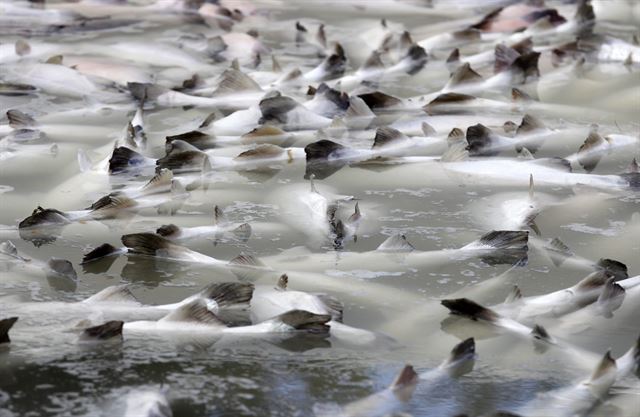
[0,0,639,416]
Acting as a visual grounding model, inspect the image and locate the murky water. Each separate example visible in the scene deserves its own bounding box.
[1,1,639,416]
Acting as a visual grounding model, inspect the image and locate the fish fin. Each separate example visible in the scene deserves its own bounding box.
[360,50,384,72]
[512,87,533,102]
[588,351,617,383]
[242,125,289,143]
[421,122,436,137]
[531,324,552,343]
[212,68,262,96]
[494,44,520,74]
[213,205,227,226]
[121,233,173,256]
[18,206,70,229]
[45,54,63,64]
[228,254,264,267]
[478,230,529,250]
[199,111,221,128]
[575,270,611,291]
[0,317,18,344]
[199,282,254,308]
[627,158,639,174]
[402,44,428,75]
[82,243,122,264]
[274,310,331,334]
[87,192,137,212]
[127,82,167,102]
[108,147,146,174]
[544,237,573,267]
[271,55,282,73]
[316,294,344,323]
[376,234,415,252]
[466,124,496,156]
[596,278,625,318]
[504,285,523,303]
[295,21,307,44]
[517,114,545,135]
[235,144,284,160]
[372,126,408,149]
[160,299,226,325]
[596,258,628,280]
[390,365,418,390]
[142,168,173,193]
[509,51,541,81]
[316,24,327,48]
[276,273,288,290]
[446,62,482,88]
[46,258,77,280]
[259,94,299,124]
[449,337,476,362]
[446,48,460,72]
[80,320,123,341]
[441,298,498,322]
[304,139,346,161]
[232,223,252,243]
[156,224,181,238]
[424,92,476,115]
[166,131,212,149]
[83,284,139,304]
[528,174,534,200]
[157,150,207,171]
[469,6,503,30]
[7,109,37,128]
[345,96,375,120]
[357,91,402,110]
[441,141,469,162]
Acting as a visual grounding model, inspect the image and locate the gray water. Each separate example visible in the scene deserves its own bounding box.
[1,0,639,416]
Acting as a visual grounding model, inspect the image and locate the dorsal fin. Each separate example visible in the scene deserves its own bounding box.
[7,109,36,128]
[448,337,476,363]
[441,298,498,322]
[446,63,482,88]
[446,48,460,72]
[588,351,617,383]
[376,234,415,252]
[47,258,77,280]
[528,174,534,199]
[531,324,551,342]
[86,192,137,212]
[0,317,18,344]
[346,96,375,119]
[441,141,469,162]
[229,254,264,267]
[512,87,533,102]
[18,206,70,229]
[517,114,545,136]
[545,237,573,266]
[165,131,212,150]
[577,129,607,172]
[214,205,227,225]
[421,122,436,137]
[504,120,517,136]
[402,44,428,75]
[83,285,140,305]
[199,282,254,307]
[156,224,181,238]
[212,68,261,96]
[360,50,385,72]
[466,124,497,156]
[160,299,225,326]
[80,321,123,342]
[304,139,346,161]
[357,92,402,110]
[390,365,418,391]
[232,223,252,243]
[509,51,541,81]
[372,126,408,149]
[108,147,146,174]
[494,44,520,73]
[121,233,173,257]
[142,169,173,193]
[235,144,284,160]
[423,92,475,115]
[505,285,523,303]
[316,24,327,48]
[478,230,529,250]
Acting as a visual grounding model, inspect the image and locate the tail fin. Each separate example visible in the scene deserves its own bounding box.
[0,317,18,344]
